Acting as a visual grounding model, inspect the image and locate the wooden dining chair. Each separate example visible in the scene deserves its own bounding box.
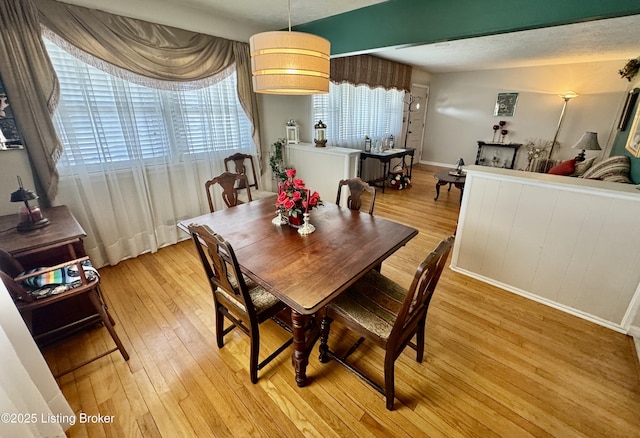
[204,171,251,213]
[0,249,129,377]
[336,178,376,215]
[188,224,293,383]
[318,235,454,410]
[224,152,275,202]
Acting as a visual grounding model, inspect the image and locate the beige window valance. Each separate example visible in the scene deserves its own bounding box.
[330,54,412,92]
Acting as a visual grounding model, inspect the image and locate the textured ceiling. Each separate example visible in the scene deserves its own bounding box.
[371,15,640,73]
[155,0,387,28]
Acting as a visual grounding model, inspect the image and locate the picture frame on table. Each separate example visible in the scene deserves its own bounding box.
[625,102,640,157]
[493,92,519,117]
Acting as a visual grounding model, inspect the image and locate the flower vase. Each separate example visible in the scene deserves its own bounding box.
[287,213,303,228]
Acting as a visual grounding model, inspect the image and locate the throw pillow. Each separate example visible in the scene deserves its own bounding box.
[572,156,596,176]
[582,155,632,183]
[548,159,576,175]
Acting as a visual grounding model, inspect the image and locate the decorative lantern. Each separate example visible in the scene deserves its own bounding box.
[285,119,299,144]
[314,120,327,147]
[10,176,49,232]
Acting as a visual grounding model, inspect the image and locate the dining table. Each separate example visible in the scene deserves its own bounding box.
[177,195,418,387]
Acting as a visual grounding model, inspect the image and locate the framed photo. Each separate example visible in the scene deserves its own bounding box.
[494,92,519,117]
[625,104,640,157]
[618,89,639,130]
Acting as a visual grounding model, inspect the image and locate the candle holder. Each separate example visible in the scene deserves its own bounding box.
[272,209,288,226]
[297,212,315,235]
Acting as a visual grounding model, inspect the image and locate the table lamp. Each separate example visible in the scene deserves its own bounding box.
[449,158,465,177]
[571,131,601,162]
[10,176,49,232]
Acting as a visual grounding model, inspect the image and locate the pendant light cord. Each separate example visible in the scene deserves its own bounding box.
[288,0,292,31]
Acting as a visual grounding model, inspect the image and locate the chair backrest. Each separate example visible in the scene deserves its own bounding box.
[336,178,376,215]
[205,172,252,212]
[224,153,260,190]
[188,224,256,319]
[388,235,454,349]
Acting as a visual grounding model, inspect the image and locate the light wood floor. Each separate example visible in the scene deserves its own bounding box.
[47,164,640,437]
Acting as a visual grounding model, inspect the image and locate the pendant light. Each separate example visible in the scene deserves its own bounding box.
[249,0,330,95]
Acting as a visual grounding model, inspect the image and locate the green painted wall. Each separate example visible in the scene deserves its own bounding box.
[295,0,640,56]
[610,88,640,184]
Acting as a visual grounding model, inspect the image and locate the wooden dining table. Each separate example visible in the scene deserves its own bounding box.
[177,196,418,387]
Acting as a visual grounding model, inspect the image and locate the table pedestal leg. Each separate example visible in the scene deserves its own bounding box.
[291,309,308,387]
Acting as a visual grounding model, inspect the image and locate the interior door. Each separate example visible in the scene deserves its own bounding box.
[403,84,429,162]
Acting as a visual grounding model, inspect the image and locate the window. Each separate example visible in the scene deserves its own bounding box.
[44,38,254,170]
[312,82,404,148]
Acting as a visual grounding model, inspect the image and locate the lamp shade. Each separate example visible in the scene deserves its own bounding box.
[572,132,601,151]
[250,31,330,95]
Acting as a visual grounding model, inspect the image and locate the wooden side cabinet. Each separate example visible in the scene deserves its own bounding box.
[475,141,522,169]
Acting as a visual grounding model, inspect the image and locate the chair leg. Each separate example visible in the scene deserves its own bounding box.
[416,316,426,363]
[249,325,260,384]
[215,303,225,348]
[318,316,332,363]
[88,290,129,361]
[384,353,396,410]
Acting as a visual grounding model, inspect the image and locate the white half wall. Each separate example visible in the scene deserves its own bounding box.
[422,60,631,169]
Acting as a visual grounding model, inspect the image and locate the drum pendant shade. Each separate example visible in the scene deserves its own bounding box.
[250,31,330,95]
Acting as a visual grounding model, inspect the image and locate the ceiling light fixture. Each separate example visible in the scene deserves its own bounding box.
[249,0,330,95]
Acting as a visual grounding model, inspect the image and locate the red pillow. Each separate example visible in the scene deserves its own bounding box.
[548,159,576,175]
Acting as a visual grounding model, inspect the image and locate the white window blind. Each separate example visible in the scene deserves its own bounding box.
[44,38,253,170]
[312,82,404,148]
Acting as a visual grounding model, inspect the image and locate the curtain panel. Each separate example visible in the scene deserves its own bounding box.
[33,0,262,170]
[330,54,412,92]
[0,0,62,206]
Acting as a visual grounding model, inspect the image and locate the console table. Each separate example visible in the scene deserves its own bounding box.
[475,141,522,169]
[358,148,415,193]
[0,205,100,345]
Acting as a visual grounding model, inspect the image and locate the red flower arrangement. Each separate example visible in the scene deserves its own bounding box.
[276,168,322,220]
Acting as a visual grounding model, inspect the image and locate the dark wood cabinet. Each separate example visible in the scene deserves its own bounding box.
[475,141,522,169]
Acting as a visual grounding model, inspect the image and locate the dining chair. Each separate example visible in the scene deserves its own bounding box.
[0,249,129,377]
[188,224,293,383]
[336,178,377,215]
[204,171,251,213]
[318,235,454,410]
[224,152,275,202]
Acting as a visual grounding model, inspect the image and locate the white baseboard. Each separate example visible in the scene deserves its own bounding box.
[450,264,628,334]
[419,159,453,168]
[629,326,640,366]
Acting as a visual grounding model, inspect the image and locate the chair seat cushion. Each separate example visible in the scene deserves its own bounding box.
[328,270,407,343]
[237,189,275,204]
[216,274,281,315]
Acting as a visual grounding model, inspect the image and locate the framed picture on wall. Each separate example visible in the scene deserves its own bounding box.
[493,92,519,117]
[625,103,640,157]
[618,89,639,131]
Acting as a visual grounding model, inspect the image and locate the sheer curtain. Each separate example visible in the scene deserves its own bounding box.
[46,38,255,267]
[313,82,405,149]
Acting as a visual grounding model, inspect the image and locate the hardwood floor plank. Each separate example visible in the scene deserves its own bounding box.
[42,164,640,437]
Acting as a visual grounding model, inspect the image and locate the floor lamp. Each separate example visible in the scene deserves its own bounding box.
[547,91,578,164]
[403,95,421,149]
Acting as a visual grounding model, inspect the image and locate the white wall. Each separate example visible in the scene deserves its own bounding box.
[421,60,630,169]
[0,150,36,216]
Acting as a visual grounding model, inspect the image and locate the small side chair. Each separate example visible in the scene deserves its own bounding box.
[224,153,275,202]
[319,235,454,410]
[205,171,251,213]
[0,249,129,377]
[336,177,376,215]
[189,224,293,383]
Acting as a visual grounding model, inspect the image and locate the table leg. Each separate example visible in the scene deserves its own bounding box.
[291,309,309,387]
[434,181,446,201]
